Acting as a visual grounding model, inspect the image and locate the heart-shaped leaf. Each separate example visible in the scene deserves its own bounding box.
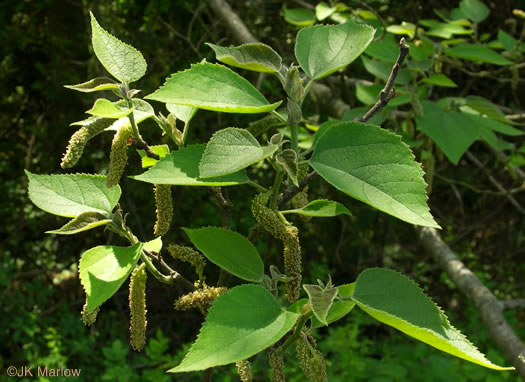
[79,243,143,310]
[352,268,513,370]
[199,128,278,178]
[295,20,375,80]
[310,122,439,228]
[90,12,147,83]
[183,227,264,282]
[207,42,282,73]
[416,101,480,164]
[130,145,249,186]
[26,171,121,218]
[46,211,112,235]
[146,62,282,114]
[169,285,299,372]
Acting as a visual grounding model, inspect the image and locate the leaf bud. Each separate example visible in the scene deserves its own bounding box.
[285,65,305,103]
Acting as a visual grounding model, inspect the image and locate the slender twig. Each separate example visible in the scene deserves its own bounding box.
[465,151,525,215]
[210,187,232,230]
[278,171,319,208]
[143,249,196,291]
[129,138,160,160]
[359,38,409,123]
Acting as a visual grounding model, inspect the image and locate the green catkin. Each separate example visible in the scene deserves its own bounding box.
[153,184,173,236]
[60,118,112,168]
[292,163,311,222]
[283,225,302,303]
[252,192,302,302]
[129,264,147,351]
[269,351,286,382]
[81,302,99,326]
[296,334,311,376]
[251,192,287,240]
[235,359,253,382]
[167,244,206,279]
[174,286,227,311]
[106,123,132,187]
[309,350,328,382]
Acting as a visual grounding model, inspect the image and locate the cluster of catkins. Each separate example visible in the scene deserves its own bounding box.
[251,192,302,303]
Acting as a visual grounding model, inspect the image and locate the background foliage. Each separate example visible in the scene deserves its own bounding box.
[2,0,524,380]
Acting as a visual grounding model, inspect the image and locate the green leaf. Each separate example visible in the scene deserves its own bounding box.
[282,199,351,218]
[463,113,523,136]
[459,0,490,23]
[79,243,143,311]
[444,45,512,65]
[310,122,439,228]
[46,211,111,235]
[352,268,513,370]
[130,145,249,186]
[283,8,316,27]
[143,237,163,253]
[365,33,399,63]
[416,101,480,164]
[295,20,375,80]
[90,12,147,83]
[64,77,119,93]
[422,74,458,87]
[169,285,299,372]
[206,42,282,73]
[183,227,264,282]
[275,149,299,186]
[199,128,277,178]
[386,22,417,38]
[288,283,356,328]
[145,62,282,114]
[303,284,339,326]
[423,21,473,39]
[361,56,410,85]
[498,29,517,51]
[355,84,384,105]
[315,2,336,21]
[86,99,133,119]
[465,96,516,125]
[166,104,197,123]
[137,144,170,168]
[26,171,121,218]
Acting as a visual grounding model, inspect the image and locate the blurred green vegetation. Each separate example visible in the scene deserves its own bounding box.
[1,0,524,380]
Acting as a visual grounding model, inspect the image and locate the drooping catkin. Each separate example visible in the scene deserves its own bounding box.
[61,118,112,168]
[81,302,100,326]
[269,351,286,382]
[309,350,327,382]
[129,264,147,351]
[175,286,227,311]
[252,192,302,302]
[283,225,301,303]
[296,334,311,376]
[106,123,132,187]
[235,359,253,382]
[153,184,173,236]
[251,192,287,240]
[167,244,206,279]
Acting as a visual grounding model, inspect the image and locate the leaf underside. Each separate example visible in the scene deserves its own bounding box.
[352,268,513,370]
